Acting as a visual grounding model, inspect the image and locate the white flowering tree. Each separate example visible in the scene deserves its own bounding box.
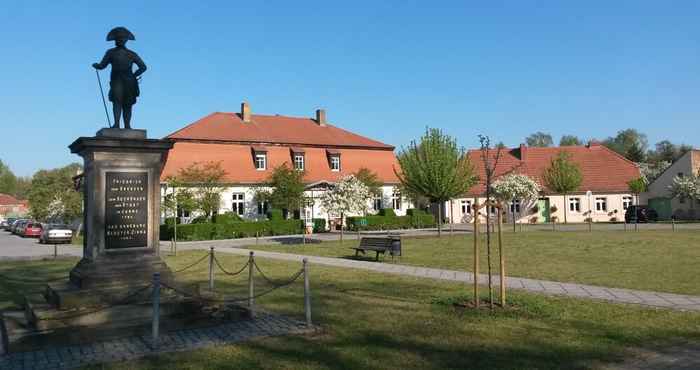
[669,173,700,213]
[320,175,372,242]
[491,174,540,231]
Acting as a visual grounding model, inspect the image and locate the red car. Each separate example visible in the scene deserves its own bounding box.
[22,222,43,238]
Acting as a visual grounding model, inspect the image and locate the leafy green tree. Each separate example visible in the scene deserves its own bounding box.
[627,177,647,210]
[525,132,553,147]
[175,161,227,219]
[354,167,382,195]
[625,141,646,163]
[0,160,18,196]
[559,135,582,146]
[254,163,307,217]
[162,176,197,221]
[27,163,83,222]
[395,128,478,236]
[542,152,583,223]
[602,129,648,161]
[13,176,32,199]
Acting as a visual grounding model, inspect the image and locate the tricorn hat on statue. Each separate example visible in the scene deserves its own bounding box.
[106,27,135,41]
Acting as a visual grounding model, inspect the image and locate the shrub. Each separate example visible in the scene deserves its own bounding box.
[267,209,284,221]
[312,218,327,233]
[160,219,304,241]
[213,212,243,224]
[346,213,435,231]
[190,216,210,224]
[378,208,397,217]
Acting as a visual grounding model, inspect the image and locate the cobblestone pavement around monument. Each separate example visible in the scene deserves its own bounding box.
[0,312,313,370]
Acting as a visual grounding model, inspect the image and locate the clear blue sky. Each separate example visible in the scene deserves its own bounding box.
[2,1,699,176]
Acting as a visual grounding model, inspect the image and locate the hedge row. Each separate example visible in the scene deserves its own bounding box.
[346,210,435,231]
[160,219,304,241]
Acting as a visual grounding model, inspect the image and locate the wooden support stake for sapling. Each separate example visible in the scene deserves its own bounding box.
[497,207,505,307]
[473,200,480,308]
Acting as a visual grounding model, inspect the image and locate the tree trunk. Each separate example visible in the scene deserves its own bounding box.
[437,202,443,237]
[512,198,516,233]
[563,194,568,224]
[340,212,344,244]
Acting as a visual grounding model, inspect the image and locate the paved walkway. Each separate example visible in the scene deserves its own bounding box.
[205,247,700,312]
[0,312,312,370]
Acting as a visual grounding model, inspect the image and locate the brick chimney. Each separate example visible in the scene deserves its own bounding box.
[241,102,252,123]
[519,143,527,162]
[315,109,327,126]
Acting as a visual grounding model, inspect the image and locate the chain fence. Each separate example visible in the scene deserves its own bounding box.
[0,248,313,347]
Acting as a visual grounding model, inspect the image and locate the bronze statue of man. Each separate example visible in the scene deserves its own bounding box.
[92,27,147,129]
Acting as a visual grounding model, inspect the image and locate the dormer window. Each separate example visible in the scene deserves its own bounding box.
[251,146,267,171]
[291,148,305,171]
[255,154,266,170]
[330,156,340,171]
[326,149,341,172]
[294,154,304,170]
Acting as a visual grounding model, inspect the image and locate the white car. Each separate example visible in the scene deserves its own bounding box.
[39,224,73,244]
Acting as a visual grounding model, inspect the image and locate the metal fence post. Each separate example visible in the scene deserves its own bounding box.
[53,244,57,258]
[248,251,255,318]
[303,258,312,328]
[672,218,676,232]
[208,247,215,291]
[152,272,160,349]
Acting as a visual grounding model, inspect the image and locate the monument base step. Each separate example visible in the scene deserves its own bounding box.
[69,253,174,289]
[45,281,192,310]
[2,299,250,354]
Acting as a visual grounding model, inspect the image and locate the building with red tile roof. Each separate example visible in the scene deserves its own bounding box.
[0,193,29,219]
[161,103,410,224]
[446,143,641,224]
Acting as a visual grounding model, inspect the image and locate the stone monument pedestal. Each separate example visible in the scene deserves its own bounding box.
[67,129,174,286]
[0,129,249,355]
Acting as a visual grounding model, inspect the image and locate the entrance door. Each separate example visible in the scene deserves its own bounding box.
[537,198,550,223]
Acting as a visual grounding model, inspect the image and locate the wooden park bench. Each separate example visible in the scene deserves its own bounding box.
[351,236,402,262]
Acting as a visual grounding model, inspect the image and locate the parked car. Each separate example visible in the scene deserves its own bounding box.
[0,219,9,230]
[22,222,43,238]
[625,206,658,223]
[4,217,18,231]
[39,224,73,244]
[12,220,29,235]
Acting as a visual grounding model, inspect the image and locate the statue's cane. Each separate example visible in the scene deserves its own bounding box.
[95,69,112,127]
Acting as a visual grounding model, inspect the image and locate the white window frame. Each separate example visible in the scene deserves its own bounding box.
[330,155,340,172]
[232,193,245,215]
[257,201,268,215]
[461,200,472,214]
[255,153,266,171]
[509,199,521,214]
[569,197,581,212]
[391,190,402,210]
[294,154,304,171]
[622,196,633,210]
[595,197,607,212]
[373,195,382,211]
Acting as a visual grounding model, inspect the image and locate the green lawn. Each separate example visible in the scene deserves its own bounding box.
[0,252,698,369]
[245,230,700,295]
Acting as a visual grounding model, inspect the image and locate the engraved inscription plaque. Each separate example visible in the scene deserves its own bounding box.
[105,172,148,249]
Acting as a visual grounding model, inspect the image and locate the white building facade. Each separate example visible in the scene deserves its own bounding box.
[159,103,411,229]
[444,143,641,224]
